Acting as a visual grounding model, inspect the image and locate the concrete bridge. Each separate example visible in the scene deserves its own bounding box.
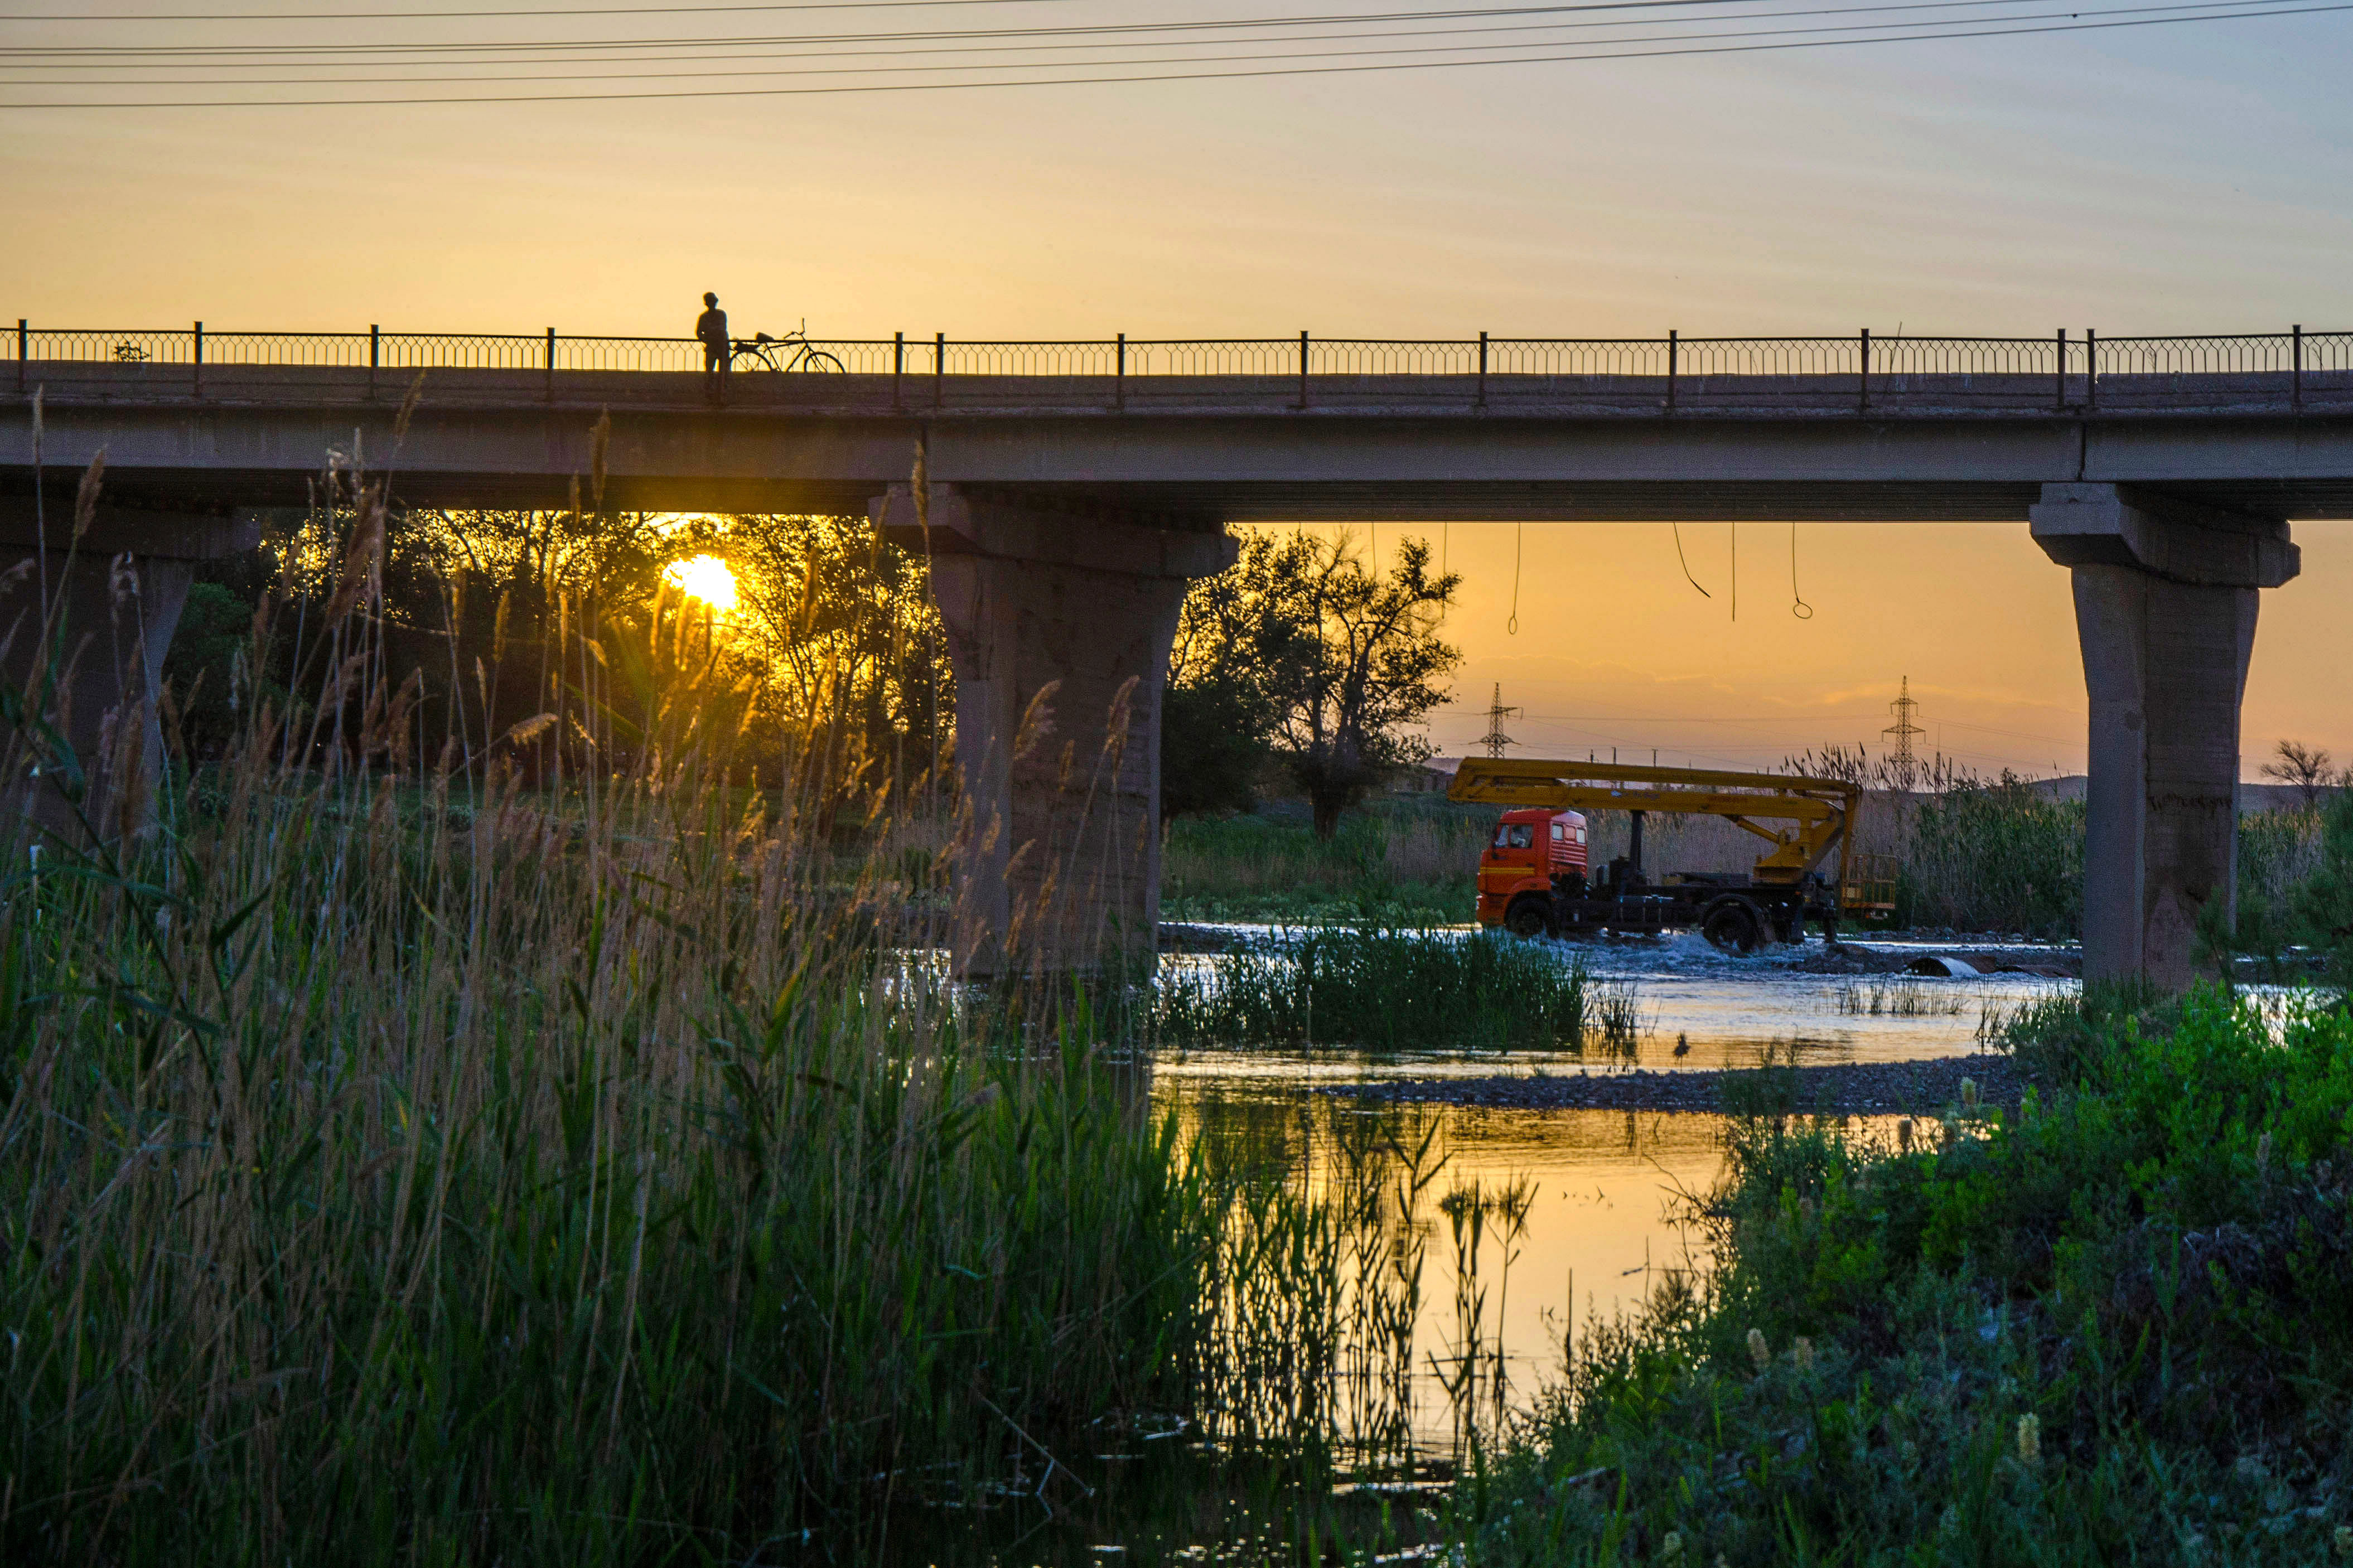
[5,323,2348,984]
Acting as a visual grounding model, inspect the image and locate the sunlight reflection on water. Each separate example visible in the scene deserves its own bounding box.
[1152,931,2076,1453]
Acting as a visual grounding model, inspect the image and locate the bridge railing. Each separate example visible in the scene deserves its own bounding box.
[9,321,2349,409]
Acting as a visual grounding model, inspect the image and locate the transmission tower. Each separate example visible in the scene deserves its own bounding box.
[1477,683,1519,759]
[1882,676,1926,790]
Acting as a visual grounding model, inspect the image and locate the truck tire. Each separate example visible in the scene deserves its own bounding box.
[1505,897,1552,939]
[1702,898,1764,955]
[1773,908,1806,946]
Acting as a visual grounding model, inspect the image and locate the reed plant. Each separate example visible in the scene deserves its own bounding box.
[1832,977,1968,1017]
[1152,926,1637,1053]
[0,458,1258,1563]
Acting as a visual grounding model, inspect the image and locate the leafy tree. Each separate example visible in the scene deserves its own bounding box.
[714,513,949,813]
[375,505,674,778]
[1160,540,1297,821]
[1172,530,1459,838]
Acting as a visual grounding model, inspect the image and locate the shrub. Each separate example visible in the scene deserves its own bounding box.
[1465,986,2353,1565]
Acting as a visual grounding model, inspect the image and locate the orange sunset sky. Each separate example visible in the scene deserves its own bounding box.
[6,0,2351,777]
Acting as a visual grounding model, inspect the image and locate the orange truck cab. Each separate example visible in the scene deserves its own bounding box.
[1477,807,1588,936]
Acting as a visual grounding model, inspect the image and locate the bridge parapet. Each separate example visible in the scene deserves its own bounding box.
[13,324,2353,419]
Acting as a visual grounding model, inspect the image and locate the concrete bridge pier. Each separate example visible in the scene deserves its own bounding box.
[0,500,259,845]
[2030,483,2300,988]
[875,485,1238,976]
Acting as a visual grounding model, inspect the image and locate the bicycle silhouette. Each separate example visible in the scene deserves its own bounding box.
[728,323,844,374]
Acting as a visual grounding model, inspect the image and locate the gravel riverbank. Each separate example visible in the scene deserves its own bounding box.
[1324,1054,2023,1116]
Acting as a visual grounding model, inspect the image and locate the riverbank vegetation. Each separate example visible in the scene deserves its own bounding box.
[1161,797,1490,923]
[1154,925,1639,1053]
[0,472,1421,1564]
[1462,980,2353,1564]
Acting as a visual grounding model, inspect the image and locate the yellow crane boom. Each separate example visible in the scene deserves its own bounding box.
[1448,757,1893,911]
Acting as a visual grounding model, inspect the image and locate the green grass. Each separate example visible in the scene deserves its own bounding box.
[1832,977,1969,1017]
[0,759,1241,1564]
[1460,981,2353,1565]
[0,509,1299,1562]
[1161,802,1487,926]
[1153,925,1640,1053]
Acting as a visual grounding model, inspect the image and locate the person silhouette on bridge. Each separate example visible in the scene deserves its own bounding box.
[696,292,729,403]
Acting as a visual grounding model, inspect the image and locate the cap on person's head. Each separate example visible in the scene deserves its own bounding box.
[704,292,718,307]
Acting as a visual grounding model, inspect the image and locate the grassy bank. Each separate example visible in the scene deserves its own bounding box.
[1461,983,2353,1564]
[1162,800,1489,925]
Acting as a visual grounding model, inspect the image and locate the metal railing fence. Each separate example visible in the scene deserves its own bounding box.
[11,321,2349,409]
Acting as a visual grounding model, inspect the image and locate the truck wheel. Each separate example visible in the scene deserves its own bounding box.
[1702,900,1763,955]
[1506,898,1552,939]
[1773,909,1805,946]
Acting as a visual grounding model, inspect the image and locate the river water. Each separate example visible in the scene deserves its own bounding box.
[1154,930,2076,1454]
[903,931,2076,1565]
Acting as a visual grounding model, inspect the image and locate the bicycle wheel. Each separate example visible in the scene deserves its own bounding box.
[795,349,845,373]
[729,347,779,374]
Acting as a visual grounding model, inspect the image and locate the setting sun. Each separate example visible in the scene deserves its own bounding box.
[663,554,738,614]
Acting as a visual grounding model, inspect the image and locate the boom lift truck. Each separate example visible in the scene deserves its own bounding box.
[1450,757,1897,952]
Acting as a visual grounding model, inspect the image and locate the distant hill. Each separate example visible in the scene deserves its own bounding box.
[1415,760,2325,814]
[2016,776,2319,812]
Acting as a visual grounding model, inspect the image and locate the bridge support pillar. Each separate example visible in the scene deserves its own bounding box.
[2030,483,2298,989]
[875,485,1237,976]
[0,501,260,845]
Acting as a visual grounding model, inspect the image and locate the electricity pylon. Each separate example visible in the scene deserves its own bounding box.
[1882,676,1926,791]
[1477,684,1518,758]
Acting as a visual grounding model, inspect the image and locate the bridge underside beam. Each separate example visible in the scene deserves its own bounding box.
[876,485,1236,976]
[2031,483,2299,989]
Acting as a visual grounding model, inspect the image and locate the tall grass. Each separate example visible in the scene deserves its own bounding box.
[0,462,1272,1562]
[1832,977,1968,1017]
[1161,805,1489,923]
[1153,926,1639,1052]
[1890,775,2085,935]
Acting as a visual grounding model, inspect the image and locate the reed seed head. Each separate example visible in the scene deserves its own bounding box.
[2016,1413,2040,1465]
[1747,1328,1770,1371]
[1792,1336,1814,1371]
[1960,1076,1979,1111]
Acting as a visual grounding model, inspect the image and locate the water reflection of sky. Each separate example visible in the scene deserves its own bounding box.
[1151,931,2077,1455]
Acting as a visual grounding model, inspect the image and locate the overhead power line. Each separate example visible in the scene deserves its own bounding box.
[2,0,2342,104]
[2,0,1116,18]
[0,0,2170,69]
[0,0,1903,54]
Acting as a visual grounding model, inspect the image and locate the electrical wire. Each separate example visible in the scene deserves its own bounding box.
[0,0,1915,54]
[6,0,1136,17]
[0,0,2308,66]
[1506,521,1521,636]
[10,0,2205,78]
[3,0,2341,103]
[1670,521,1712,599]
[6,0,2291,82]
